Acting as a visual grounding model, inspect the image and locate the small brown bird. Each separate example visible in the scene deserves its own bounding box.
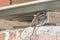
[32,11,46,26]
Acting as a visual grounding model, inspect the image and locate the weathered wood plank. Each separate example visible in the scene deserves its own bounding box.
[0,0,58,16]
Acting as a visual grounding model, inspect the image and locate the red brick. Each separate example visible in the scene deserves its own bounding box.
[0,0,10,7]
[9,32,16,40]
[0,33,5,40]
[12,0,33,4]
[16,30,23,40]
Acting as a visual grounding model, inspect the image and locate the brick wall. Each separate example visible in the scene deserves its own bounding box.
[0,27,60,40]
[0,0,33,7]
[0,33,5,40]
[12,0,33,4]
[0,0,10,7]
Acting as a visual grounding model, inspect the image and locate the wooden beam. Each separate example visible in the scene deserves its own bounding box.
[0,0,59,16]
